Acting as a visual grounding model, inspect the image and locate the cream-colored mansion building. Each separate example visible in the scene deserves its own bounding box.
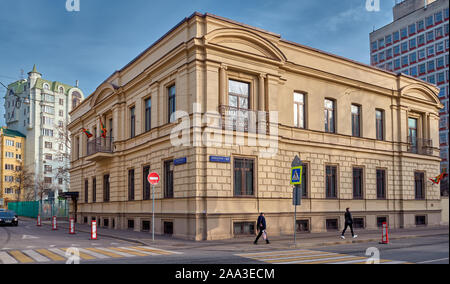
[68,13,443,240]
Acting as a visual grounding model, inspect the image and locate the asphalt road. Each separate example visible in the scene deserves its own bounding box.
[1,219,448,264]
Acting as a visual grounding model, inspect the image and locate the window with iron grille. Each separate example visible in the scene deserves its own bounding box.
[141,221,150,232]
[353,218,365,229]
[92,178,96,203]
[164,221,174,236]
[103,218,109,228]
[326,219,338,231]
[233,222,255,236]
[377,169,386,199]
[294,92,305,128]
[353,168,364,199]
[301,163,308,198]
[130,107,136,138]
[145,98,151,132]
[234,158,254,196]
[326,166,337,199]
[351,104,361,137]
[415,215,427,226]
[164,161,174,198]
[128,169,135,201]
[143,166,151,200]
[103,174,110,202]
[296,220,310,233]
[414,172,425,200]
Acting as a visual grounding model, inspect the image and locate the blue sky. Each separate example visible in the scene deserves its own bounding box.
[0,0,396,126]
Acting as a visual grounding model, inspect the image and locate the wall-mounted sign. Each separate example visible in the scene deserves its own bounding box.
[174,157,187,166]
[209,156,231,163]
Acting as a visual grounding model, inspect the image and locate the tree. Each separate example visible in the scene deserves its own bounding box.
[49,123,72,193]
[10,164,36,202]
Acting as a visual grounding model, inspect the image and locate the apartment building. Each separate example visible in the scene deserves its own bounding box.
[68,12,443,240]
[370,0,449,194]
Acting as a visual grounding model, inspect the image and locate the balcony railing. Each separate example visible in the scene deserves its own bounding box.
[407,136,433,155]
[87,137,114,156]
[219,105,270,134]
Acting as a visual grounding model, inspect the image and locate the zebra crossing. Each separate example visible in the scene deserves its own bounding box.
[0,246,180,264]
[236,249,411,264]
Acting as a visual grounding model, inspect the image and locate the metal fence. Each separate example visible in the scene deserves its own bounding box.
[7,200,69,219]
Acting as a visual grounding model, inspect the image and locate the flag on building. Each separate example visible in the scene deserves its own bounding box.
[82,128,93,138]
[100,118,107,138]
[429,171,448,185]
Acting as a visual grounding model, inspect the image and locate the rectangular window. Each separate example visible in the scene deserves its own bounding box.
[419,63,426,75]
[168,85,176,123]
[394,58,400,69]
[393,45,400,56]
[103,174,110,202]
[436,41,444,53]
[371,41,377,51]
[409,38,416,49]
[325,166,337,199]
[234,158,254,196]
[294,92,305,128]
[409,118,418,153]
[233,222,255,236]
[401,42,408,53]
[145,98,151,132]
[418,34,425,46]
[400,27,407,39]
[427,45,434,57]
[385,35,392,46]
[437,57,445,69]
[408,24,416,35]
[128,169,135,201]
[376,109,384,141]
[92,178,96,203]
[85,179,89,203]
[377,169,386,199]
[326,219,339,231]
[296,220,310,233]
[130,106,135,138]
[386,48,392,59]
[435,11,443,23]
[427,31,434,42]
[401,55,408,67]
[164,161,174,198]
[414,172,425,200]
[409,52,417,64]
[427,60,435,72]
[143,166,150,200]
[353,218,365,229]
[353,168,363,199]
[417,20,424,31]
[435,27,444,39]
[351,104,361,137]
[378,38,385,49]
[128,220,135,230]
[228,80,250,131]
[163,222,174,236]
[393,31,399,42]
[44,177,52,184]
[44,165,52,174]
[426,15,434,28]
[141,221,150,232]
[379,51,385,61]
[377,217,388,228]
[415,216,427,226]
[45,142,52,149]
[324,99,335,133]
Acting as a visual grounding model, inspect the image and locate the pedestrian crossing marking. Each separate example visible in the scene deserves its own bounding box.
[237,249,411,265]
[36,249,66,261]
[8,251,34,264]
[83,247,123,258]
[0,246,180,264]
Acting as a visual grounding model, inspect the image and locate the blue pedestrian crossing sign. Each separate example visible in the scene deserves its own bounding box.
[290,166,303,185]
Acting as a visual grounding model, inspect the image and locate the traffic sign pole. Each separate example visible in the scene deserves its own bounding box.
[152,184,155,242]
[291,155,303,246]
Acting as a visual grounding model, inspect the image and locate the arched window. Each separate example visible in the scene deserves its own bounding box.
[72,91,82,110]
[59,86,64,93]
[43,83,50,90]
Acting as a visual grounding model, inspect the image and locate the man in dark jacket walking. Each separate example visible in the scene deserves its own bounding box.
[254,213,270,244]
[341,208,358,239]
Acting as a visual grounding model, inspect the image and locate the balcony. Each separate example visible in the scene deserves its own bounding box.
[218,105,270,134]
[86,137,114,161]
[407,137,433,156]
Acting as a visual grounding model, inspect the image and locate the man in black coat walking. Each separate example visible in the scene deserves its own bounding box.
[254,213,270,244]
[341,208,358,239]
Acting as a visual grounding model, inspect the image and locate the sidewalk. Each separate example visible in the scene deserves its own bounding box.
[21,217,449,252]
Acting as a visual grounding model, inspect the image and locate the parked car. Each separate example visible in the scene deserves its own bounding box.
[0,211,18,226]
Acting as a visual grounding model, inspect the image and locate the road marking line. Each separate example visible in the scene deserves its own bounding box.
[381,261,407,264]
[77,248,110,259]
[0,252,18,264]
[119,247,159,256]
[262,253,338,262]
[37,249,66,261]
[108,247,148,257]
[97,247,136,257]
[8,250,34,263]
[250,251,332,260]
[333,258,371,264]
[267,253,347,264]
[417,258,449,264]
[135,246,180,255]
[23,250,50,262]
[277,255,358,264]
[84,248,123,258]
[60,248,96,260]
[350,259,397,264]
[297,255,366,264]
[237,249,311,257]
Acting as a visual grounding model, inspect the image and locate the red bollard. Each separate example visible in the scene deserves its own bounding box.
[37,215,41,227]
[52,216,57,230]
[91,221,97,240]
[69,218,76,235]
[381,222,389,244]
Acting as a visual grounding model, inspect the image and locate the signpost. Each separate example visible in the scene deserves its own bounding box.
[52,216,57,231]
[291,156,303,245]
[37,215,41,227]
[69,218,75,235]
[148,172,160,242]
[91,220,97,240]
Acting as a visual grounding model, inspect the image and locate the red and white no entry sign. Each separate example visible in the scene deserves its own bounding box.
[148,172,160,185]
